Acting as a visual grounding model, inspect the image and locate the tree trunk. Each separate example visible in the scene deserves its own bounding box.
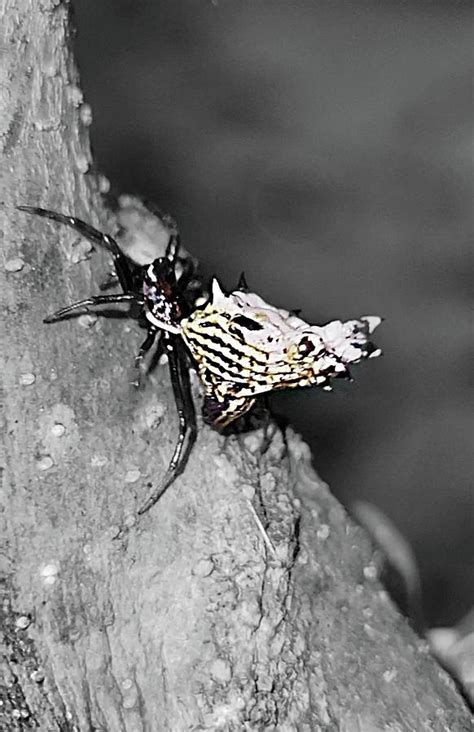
[1,1,471,730]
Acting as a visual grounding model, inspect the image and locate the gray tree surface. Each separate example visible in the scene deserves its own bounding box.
[0,1,471,729]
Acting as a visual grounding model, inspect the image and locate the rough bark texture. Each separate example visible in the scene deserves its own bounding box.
[0,1,472,730]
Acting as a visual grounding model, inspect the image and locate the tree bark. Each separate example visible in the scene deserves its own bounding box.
[0,1,471,730]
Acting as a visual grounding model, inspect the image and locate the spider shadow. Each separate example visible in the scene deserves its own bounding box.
[217,396,289,457]
[45,308,134,323]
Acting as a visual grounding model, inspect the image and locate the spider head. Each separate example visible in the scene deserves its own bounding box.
[142,258,183,333]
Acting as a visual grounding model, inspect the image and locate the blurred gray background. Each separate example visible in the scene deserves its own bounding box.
[73,0,473,626]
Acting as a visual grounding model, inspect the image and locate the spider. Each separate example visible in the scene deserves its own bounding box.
[18,205,382,515]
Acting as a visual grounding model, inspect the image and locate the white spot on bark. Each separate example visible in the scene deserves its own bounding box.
[417,639,431,655]
[42,563,59,576]
[91,455,108,467]
[210,659,232,683]
[38,404,78,461]
[241,432,262,454]
[36,455,53,471]
[66,85,84,107]
[41,563,59,585]
[15,616,31,630]
[98,175,111,193]
[383,668,397,683]
[363,564,378,581]
[5,257,25,272]
[125,468,141,484]
[363,623,376,639]
[121,678,138,709]
[79,103,93,126]
[76,154,89,173]
[30,669,45,683]
[19,372,36,386]
[241,484,255,500]
[51,423,66,437]
[123,514,137,529]
[78,313,98,328]
[317,524,330,541]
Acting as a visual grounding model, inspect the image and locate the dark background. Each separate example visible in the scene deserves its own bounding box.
[72,0,473,627]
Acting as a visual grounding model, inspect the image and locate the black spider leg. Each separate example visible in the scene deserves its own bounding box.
[133,326,160,388]
[176,257,201,315]
[165,232,181,266]
[176,255,197,288]
[138,333,197,514]
[165,233,202,317]
[17,206,134,294]
[258,393,275,455]
[142,327,170,382]
[43,294,138,323]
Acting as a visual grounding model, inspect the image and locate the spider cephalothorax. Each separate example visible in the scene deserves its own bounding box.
[18,205,381,514]
[142,260,185,333]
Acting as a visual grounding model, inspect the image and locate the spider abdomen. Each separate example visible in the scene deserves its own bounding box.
[181,278,381,426]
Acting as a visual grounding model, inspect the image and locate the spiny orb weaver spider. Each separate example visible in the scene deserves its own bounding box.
[18,205,381,515]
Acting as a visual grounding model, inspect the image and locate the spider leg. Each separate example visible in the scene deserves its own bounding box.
[259,394,276,455]
[44,294,138,323]
[17,205,134,293]
[133,326,159,388]
[138,333,197,514]
[141,201,182,267]
[165,232,181,266]
[143,330,168,380]
[176,255,198,290]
